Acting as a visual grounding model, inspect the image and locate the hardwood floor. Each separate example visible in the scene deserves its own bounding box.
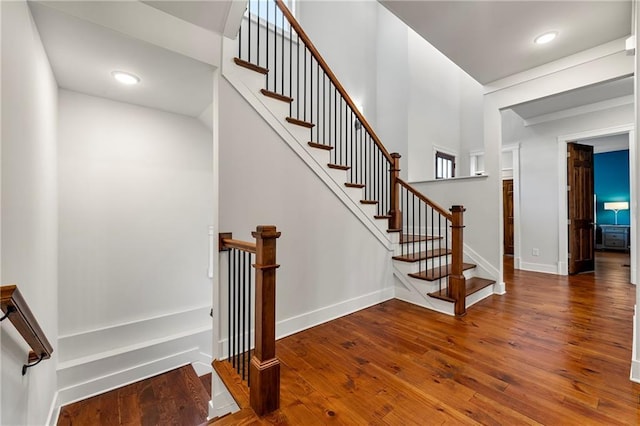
[216,251,640,425]
[57,365,211,426]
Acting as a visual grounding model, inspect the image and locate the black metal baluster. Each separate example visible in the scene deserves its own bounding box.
[248,1,252,63]
[273,0,277,93]
[258,0,262,71]
[241,251,246,380]
[281,5,284,95]
[296,34,300,118]
[227,249,231,361]
[247,252,252,386]
[289,21,292,116]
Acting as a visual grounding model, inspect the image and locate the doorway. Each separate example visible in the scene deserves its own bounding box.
[558,125,635,282]
[503,179,514,255]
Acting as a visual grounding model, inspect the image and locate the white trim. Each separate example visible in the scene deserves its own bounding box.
[276,287,395,339]
[557,124,634,277]
[57,304,211,340]
[519,261,560,275]
[463,242,500,282]
[524,95,634,127]
[484,37,628,94]
[503,144,522,271]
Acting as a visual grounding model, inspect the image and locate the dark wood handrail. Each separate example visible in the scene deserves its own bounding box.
[274,0,393,164]
[1,284,54,371]
[220,237,257,254]
[397,178,453,221]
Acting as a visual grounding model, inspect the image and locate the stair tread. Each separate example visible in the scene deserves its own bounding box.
[392,248,451,262]
[427,277,495,302]
[328,163,350,171]
[212,359,250,409]
[345,182,365,188]
[360,199,378,205]
[261,89,293,103]
[234,57,268,75]
[400,234,442,244]
[308,142,333,151]
[408,262,476,281]
[286,117,315,128]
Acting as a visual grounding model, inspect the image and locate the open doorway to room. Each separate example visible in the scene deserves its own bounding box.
[501,76,634,282]
[565,132,632,277]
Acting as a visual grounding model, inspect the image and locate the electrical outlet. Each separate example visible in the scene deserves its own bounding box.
[532,248,540,256]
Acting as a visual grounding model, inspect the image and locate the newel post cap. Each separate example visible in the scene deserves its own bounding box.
[450,205,466,213]
[252,225,282,239]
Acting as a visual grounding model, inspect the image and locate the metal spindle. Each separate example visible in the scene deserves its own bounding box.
[227,250,231,362]
[247,252,252,386]
[248,1,252,63]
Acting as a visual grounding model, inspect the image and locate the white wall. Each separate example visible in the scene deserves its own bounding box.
[1,1,59,424]
[218,77,393,343]
[297,1,484,182]
[297,1,379,131]
[57,90,213,402]
[502,105,634,273]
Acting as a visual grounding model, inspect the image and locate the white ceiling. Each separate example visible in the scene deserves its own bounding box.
[579,133,629,154]
[379,1,632,84]
[510,76,634,120]
[141,1,231,34]
[29,2,215,117]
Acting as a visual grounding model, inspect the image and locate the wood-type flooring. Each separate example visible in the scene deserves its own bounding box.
[216,251,640,425]
[57,365,211,426]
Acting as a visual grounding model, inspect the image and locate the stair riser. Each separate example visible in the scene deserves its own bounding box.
[466,284,495,307]
[394,240,444,255]
[392,256,452,274]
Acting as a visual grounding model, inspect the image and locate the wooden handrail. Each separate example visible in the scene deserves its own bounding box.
[1,284,54,373]
[397,178,453,221]
[219,235,257,254]
[274,0,393,164]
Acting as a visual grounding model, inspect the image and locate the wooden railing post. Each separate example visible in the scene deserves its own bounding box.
[389,153,402,231]
[448,206,466,316]
[249,225,281,416]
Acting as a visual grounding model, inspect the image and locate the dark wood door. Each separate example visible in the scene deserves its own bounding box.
[567,142,594,274]
[503,179,514,255]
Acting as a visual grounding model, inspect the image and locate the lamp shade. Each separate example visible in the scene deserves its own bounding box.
[604,201,629,211]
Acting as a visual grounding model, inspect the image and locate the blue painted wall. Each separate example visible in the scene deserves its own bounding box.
[594,150,630,225]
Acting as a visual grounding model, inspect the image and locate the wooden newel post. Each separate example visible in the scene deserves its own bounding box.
[448,206,466,317]
[389,153,402,231]
[250,225,281,416]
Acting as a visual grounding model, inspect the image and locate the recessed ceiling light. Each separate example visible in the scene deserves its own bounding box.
[111,71,140,85]
[534,31,558,45]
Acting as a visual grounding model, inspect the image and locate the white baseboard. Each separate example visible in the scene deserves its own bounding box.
[493,281,507,295]
[276,287,394,340]
[58,305,211,363]
[463,243,500,281]
[520,261,559,274]
[210,372,240,419]
[630,360,640,383]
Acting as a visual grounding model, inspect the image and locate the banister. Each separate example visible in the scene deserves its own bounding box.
[274,0,394,164]
[397,178,453,221]
[220,236,257,254]
[1,284,54,374]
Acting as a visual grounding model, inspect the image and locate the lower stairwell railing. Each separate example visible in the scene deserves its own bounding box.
[217,226,281,416]
[1,284,54,374]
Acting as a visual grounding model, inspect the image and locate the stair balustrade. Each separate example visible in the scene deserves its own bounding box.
[217,225,281,416]
[233,1,470,315]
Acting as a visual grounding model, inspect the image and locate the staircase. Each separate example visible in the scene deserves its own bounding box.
[222,0,496,319]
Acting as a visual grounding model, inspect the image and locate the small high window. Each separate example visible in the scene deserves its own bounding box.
[435,151,455,179]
